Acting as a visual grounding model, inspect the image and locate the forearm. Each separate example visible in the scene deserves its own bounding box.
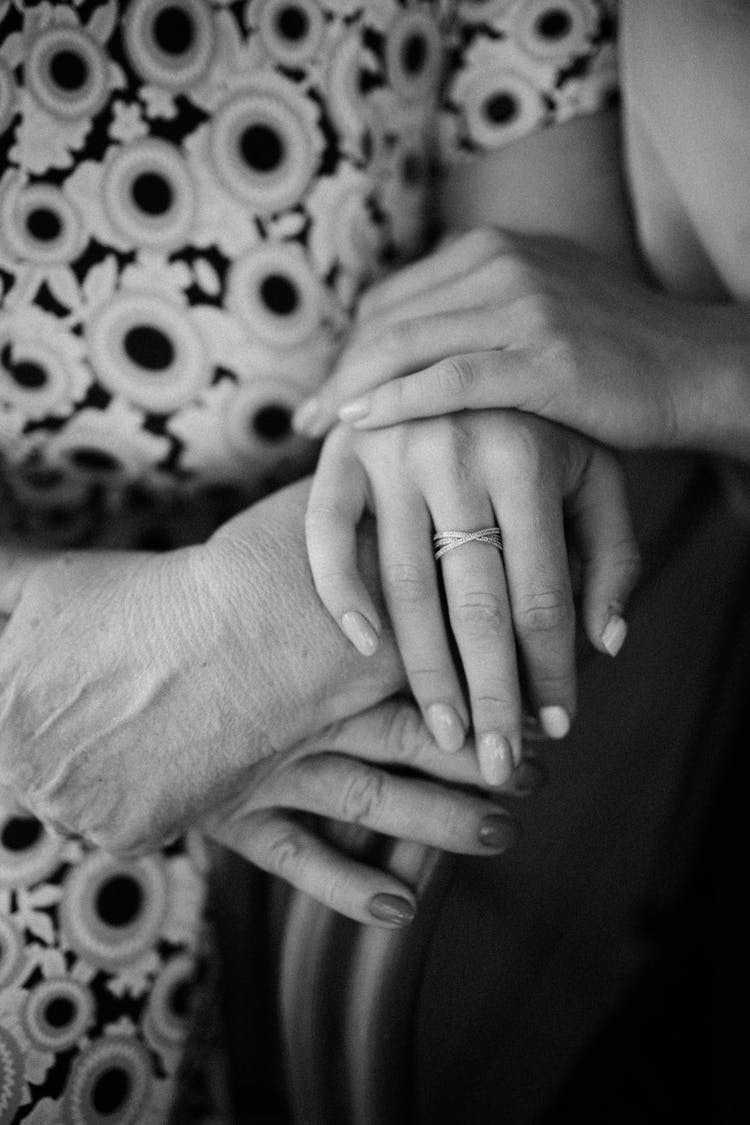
[204,478,405,750]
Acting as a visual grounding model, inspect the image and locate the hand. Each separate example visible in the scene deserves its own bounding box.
[0,480,408,855]
[292,228,747,455]
[206,698,538,926]
[305,411,640,784]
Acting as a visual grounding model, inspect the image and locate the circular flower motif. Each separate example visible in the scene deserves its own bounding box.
[102,139,196,252]
[0,176,85,266]
[0,307,92,421]
[452,63,547,149]
[0,810,63,890]
[223,377,313,465]
[42,402,171,485]
[59,852,169,973]
[0,916,29,991]
[325,31,375,156]
[248,0,326,67]
[0,56,16,135]
[26,25,110,121]
[124,0,217,92]
[227,241,331,348]
[143,953,196,1065]
[209,74,323,213]
[384,8,443,104]
[86,290,211,412]
[21,977,95,1053]
[509,0,598,62]
[62,1035,152,1125]
[0,1026,24,1125]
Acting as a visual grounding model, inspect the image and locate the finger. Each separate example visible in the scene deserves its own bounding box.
[490,447,577,741]
[567,447,641,657]
[294,309,498,437]
[302,700,546,798]
[306,438,381,655]
[333,349,542,431]
[249,754,520,855]
[374,492,469,753]
[207,810,418,927]
[355,227,511,322]
[430,491,522,786]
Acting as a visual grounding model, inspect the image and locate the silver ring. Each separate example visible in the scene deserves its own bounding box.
[432,527,503,561]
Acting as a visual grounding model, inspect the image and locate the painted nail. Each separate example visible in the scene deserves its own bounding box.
[338,397,371,424]
[478,813,518,851]
[426,703,465,753]
[368,893,416,926]
[341,611,379,656]
[510,756,547,797]
[539,706,570,740]
[477,731,513,787]
[292,398,321,435]
[601,614,628,657]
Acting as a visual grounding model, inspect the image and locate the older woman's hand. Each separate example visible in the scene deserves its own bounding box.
[292,229,750,460]
[0,531,530,926]
[205,698,537,926]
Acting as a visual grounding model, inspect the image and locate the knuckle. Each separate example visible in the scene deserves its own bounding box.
[471,691,519,724]
[385,704,430,761]
[382,561,429,606]
[339,767,385,824]
[433,356,476,399]
[452,590,507,635]
[267,825,308,880]
[516,588,572,636]
[497,423,545,478]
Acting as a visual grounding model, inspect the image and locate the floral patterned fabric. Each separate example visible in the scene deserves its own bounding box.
[1,1,617,1121]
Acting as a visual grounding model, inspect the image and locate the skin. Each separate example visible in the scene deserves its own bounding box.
[0,481,530,926]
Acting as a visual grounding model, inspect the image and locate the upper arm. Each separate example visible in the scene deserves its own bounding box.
[436,0,637,265]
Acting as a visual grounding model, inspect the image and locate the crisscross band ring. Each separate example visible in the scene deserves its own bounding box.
[432,527,504,561]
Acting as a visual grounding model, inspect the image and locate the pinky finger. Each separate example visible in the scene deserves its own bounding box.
[306,441,381,656]
[207,810,418,927]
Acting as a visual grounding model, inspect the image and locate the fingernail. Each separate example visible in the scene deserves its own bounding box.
[478,812,518,851]
[292,398,321,435]
[601,614,627,657]
[426,703,465,753]
[339,397,371,424]
[539,706,570,740]
[477,731,513,787]
[510,756,547,797]
[368,893,416,926]
[341,611,379,656]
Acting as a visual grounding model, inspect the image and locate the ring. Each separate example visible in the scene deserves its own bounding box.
[433,527,503,560]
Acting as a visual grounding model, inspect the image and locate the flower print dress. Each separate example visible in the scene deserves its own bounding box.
[0,1,617,1120]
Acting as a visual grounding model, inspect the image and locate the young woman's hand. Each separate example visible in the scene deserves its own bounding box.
[305,411,640,785]
[293,228,750,460]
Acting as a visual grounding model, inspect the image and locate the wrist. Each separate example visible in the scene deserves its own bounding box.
[670,304,750,463]
[201,480,403,751]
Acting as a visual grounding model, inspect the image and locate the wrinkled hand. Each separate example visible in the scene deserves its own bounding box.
[206,698,538,925]
[293,228,742,452]
[306,411,640,779]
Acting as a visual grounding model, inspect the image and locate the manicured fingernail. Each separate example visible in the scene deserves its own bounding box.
[426,703,465,753]
[477,731,513,787]
[368,893,416,926]
[601,614,627,657]
[339,397,371,424]
[510,756,547,797]
[292,398,321,435]
[478,812,518,851]
[341,611,379,656]
[539,706,570,740]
